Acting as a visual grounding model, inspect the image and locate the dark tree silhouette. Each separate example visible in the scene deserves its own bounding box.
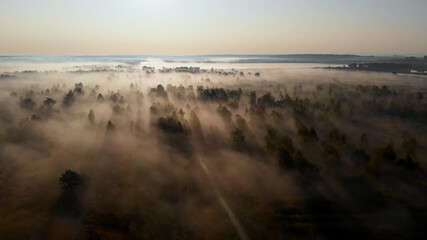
[63,90,75,106]
[59,169,84,190]
[257,93,276,107]
[249,91,257,106]
[297,124,319,143]
[109,92,125,104]
[364,142,396,177]
[97,93,104,102]
[321,141,341,167]
[43,97,56,106]
[292,150,319,179]
[107,120,116,131]
[73,82,84,94]
[199,88,229,102]
[88,109,95,123]
[265,127,278,152]
[231,128,245,151]
[217,105,232,121]
[351,149,370,168]
[20,97,36,110]
[149,84,168,99]
[157,116,185,134]
[276,135,296,170]
[327,128,346,146]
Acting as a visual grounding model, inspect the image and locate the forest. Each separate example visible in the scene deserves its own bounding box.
[0,66,426,239]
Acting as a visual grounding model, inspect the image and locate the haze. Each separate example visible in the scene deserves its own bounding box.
[1,1,427,240]
[1,0,427,55]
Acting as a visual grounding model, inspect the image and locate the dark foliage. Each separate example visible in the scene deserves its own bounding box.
[20,97,36,110]
[63,90,75,106]
[149,84,168,99]
[157,116,185,134]
[59,169,84,190]
[107,120,116,131]
[43,97,56,106]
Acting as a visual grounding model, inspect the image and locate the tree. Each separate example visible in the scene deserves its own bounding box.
[257,93,276,107]
[396,155,421,172]
[107,120,116,131]
[321,141,341,167]
[63,90,75,106]
[401,137,416,157]
[293,150,319,179]
[351,149,370,168]
[157,116,185,134]
[149,84,168,99]
[199,88,229,102]
[265,127,278,152]
[358,133,369,151]
[59,169,84,190]
[109,92,124,104]
[88,109,95,123]
[327,128,346,146]
[297,124,319,144]
[380,142,396,163]
[57,169,85,217]
[363,141,396,178]
[20,97,36,110]
[231,128,246,151]
[277,146,293,170]
[276,135,295,170]
[235,114,248,131]
[43,97,56,106]
[97,93,104,102]
[217,105,232,121]
[249,91,257,105]
[73,82,84,94]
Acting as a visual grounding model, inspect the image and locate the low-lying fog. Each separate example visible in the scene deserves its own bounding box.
[0,63,426,239]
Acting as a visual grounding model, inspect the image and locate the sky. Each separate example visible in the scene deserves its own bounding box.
[0,0,426,56]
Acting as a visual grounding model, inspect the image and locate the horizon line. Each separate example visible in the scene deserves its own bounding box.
[1,53,426,58]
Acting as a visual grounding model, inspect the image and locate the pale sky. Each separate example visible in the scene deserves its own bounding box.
[0,0,426,55]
